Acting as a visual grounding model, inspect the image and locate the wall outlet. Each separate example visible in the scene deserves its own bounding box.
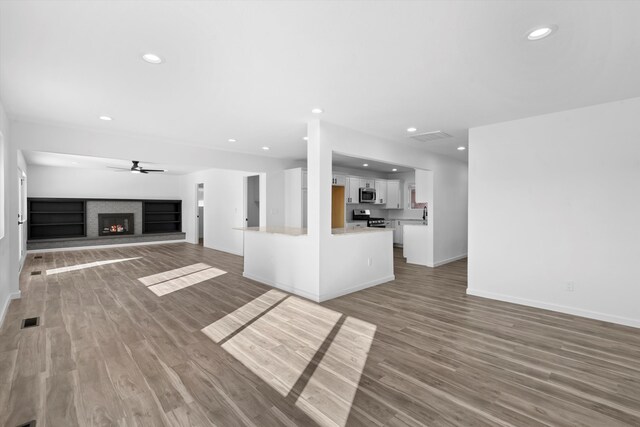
[367,257,372,266]
[566,282,575,292]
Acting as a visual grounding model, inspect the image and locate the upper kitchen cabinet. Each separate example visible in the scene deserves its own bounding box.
[331,174,346,186]
[360,178,374,189]
[386,179,402,209]
[346,176,361,204]
[375,179,387,205]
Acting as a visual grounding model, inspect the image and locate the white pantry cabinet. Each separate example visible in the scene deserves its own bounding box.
[375,179,387,205]
[346,176,361,204]
[386,180,401,209]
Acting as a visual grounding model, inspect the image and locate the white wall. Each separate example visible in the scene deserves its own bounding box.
[322,121,468,265]
[468,97,640,328]
[27,165,181,199]
[266,170,285,227]
[284,168,303,228]
[181,168,265,256]
[0,100,21,327]
[13,120,296,173]
[243,232,318,300]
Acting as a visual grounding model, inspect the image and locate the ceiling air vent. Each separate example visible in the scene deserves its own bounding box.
[409,130,452,142]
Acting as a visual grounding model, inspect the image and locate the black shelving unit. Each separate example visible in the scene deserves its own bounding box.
[142,200,182,234]
[28,199,87,240]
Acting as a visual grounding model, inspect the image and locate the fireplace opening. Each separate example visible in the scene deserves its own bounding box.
[98,213,134,236]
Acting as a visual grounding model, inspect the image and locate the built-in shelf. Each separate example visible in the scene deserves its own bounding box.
[28,198,183,240]
[31,222,85,226]
[142,201,182,234]
[28,199,87,240]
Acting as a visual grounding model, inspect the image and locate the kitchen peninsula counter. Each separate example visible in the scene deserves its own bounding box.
[234,226,307,236]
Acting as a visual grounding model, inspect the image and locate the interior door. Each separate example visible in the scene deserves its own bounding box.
[17,169,26,261]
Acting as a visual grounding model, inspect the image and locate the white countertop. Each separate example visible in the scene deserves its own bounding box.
[234,226,307,236]
[235,226,391,236]
[332,227,392,235]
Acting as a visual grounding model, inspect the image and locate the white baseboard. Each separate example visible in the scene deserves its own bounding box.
[0,291,22,329]
[466,288,640,329]
[243,272,396,304]
[319,275,396,302]
[27,239,187,253]
[206,245,243,257]
[434,253,468,267]
[242,272,320,302]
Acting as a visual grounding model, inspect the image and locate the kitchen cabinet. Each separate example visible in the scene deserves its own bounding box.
[403,224,433,267]
[346,176,360,204]
[360,178,374,189]
[393,220,403,246]
[331,174,346,186]
[386,180,401,209]
[375,179,387,205]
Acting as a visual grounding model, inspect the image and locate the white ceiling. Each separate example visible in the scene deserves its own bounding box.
[333,153,413,174]
[2,1,640,163]
[23,151,200,175]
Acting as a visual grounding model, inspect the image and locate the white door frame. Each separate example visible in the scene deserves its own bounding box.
[17,167,26,266]
[195,183,204,245]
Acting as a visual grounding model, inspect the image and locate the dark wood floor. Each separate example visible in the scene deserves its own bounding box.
[1,243,640,426]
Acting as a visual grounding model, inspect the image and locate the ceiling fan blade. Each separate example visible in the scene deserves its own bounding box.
[107,166,131,170]
[140,169,166,173]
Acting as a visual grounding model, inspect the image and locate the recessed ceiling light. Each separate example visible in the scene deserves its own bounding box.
[99,116,112,121]
[392,168,397,172]
[527,25,557,41]
[363,163,369,167]
[228,138,236,143]
[262,146,270,151]
[311,108,324,114]
[142,53,163,64]
[457,146,466,151]
[407,127,417,133]
[303,136,308,141]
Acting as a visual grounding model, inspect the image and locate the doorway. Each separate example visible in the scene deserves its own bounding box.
[245,175,260,227]
[18,168,26,264]
[197,183,204,246]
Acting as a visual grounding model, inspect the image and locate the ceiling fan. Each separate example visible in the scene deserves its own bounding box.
[108,160,166,174]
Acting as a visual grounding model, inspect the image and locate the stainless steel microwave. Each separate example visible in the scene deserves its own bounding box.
[359,187,376,203]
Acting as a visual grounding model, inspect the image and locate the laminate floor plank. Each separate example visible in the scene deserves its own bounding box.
[1,243,639,426]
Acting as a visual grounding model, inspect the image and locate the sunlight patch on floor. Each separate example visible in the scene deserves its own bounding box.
[201,289,288,343]
[200,291,376,426]
[216,296,342,395]
[146,267,227,296]
[137,262,212,286]
[296,316,376,427]
[45,257,142,275]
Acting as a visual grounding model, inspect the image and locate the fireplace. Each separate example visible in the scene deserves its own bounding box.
[98,213,134,236]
